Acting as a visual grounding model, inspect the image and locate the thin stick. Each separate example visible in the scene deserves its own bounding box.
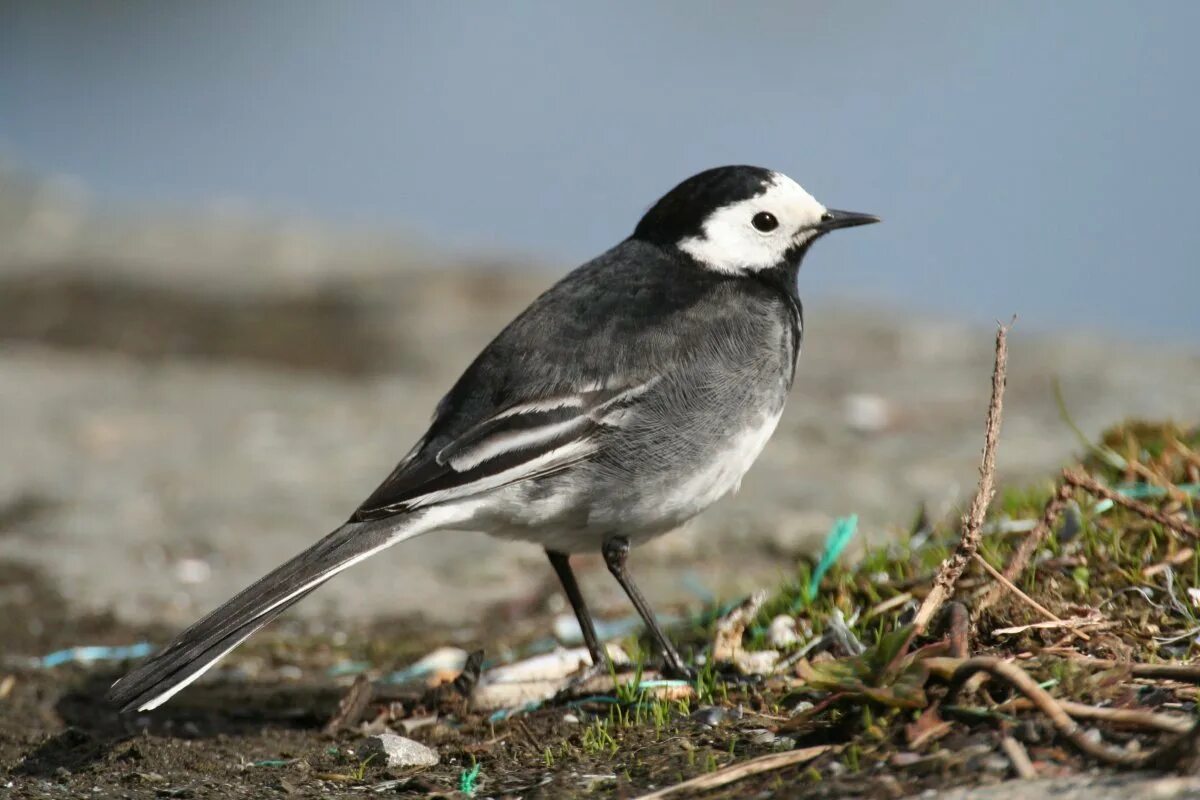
[1000,735,1037,779]
[977,482,1072,614]
[1049,655,1200,683]
[974,553,1062,624]
[913,321,1012,634]
[995,697,1192,735]
[973,553,1091,642]
[945,656,1200,769]
[944,657,1145,766]
[322,673,373,736]
[1064,469,1200,539]
[938,601,970,658]
[631,745,832,800]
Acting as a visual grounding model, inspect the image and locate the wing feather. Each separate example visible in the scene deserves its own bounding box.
[352,378,657,520]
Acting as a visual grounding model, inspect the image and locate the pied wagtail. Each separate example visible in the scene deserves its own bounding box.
[108,165,878,712]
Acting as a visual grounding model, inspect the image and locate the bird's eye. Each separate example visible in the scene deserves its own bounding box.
[751,211,778,232]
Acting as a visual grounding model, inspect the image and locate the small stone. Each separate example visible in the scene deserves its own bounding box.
[767,615,800,648]
[746,728,777,746]
[689,705,743,727]
[562,713,580,724]
[278,665,303,681]
[981,754,1010,773]
[358,733,439,769]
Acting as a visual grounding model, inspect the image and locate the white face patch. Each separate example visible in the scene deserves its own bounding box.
[678,172,827,274]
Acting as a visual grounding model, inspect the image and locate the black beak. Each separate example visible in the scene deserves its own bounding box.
[817,209,881,232]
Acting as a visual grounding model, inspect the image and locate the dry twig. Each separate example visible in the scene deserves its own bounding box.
[631,745,832,799]
[1052,655,1200,684]
[944,656,1200,768]
[977,482,1073,614]
[937,601,970,658]
[1144,548,1196,577]
[1000,735,1037,779]
[974,553,1062,624]
[322,674,374,736]
[1063,469,1200,539]
[972,553,1092,642]
[995,697,1192,735]
[913,321,1012,634]
[990,617,1108,637]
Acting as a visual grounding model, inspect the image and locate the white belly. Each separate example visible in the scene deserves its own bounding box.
[475,410,785,553]
[654,410,783,523]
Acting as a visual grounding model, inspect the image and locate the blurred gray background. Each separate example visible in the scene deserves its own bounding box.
[1,2,1198,637]
[3,0,1198,339]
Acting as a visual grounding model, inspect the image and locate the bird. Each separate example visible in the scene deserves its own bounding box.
[107,164,878,712]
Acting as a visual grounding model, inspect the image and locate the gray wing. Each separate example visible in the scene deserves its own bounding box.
[352,378,659,519]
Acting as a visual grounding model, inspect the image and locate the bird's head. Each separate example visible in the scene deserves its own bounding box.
[633,165,878,275]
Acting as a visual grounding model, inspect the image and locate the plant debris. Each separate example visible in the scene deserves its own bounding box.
[4,330,1200,797]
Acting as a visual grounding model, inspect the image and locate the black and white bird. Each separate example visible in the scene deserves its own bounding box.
[108,165,878,712]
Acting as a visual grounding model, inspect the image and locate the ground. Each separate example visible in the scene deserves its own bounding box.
[5,423,1200,798]
[2,169,1200,798]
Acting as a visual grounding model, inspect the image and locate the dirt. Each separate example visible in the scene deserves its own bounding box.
[0,565,1176,800]
[0,561,1004,800]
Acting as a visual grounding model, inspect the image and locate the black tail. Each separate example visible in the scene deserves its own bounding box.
[107,515,417,712]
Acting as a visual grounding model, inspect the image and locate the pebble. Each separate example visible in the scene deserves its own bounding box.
[357,733,439,769]
[689,705,743,727]
[767,615,800,648]
[277,665,303,681]
[790,700,815,715]
[981,754,1010,773]
[745,728,777,746]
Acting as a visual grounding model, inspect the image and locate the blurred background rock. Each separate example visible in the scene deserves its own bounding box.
[1,2,1197,635]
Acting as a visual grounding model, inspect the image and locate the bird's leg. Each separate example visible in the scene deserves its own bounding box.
[602,536,695,680]
[546,549,611,672]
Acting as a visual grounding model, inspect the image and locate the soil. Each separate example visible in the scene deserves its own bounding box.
[0,574,1012,800]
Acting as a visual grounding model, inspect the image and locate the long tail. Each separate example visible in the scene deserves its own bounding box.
[107,511,437,712]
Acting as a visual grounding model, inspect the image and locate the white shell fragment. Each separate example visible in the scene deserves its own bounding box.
[712,591,781,675]
[358,732,439,769]
[469,645,630,711]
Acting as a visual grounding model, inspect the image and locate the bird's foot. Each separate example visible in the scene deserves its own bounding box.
[659,659,698,683]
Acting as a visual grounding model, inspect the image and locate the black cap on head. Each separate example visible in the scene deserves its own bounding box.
[633,165,776,246]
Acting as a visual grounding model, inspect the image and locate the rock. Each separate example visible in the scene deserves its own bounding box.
[689,705,743,727]
[767,614,800,648]
[357,733,438,769]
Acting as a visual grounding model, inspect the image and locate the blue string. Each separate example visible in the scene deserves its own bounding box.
[806,515,859,601]
[38,642,154,668]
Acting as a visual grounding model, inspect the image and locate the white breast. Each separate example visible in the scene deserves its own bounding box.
[659,410,784,522]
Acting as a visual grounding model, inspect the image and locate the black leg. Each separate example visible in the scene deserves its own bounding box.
[601,536,693,679]
[546,549,611,671]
